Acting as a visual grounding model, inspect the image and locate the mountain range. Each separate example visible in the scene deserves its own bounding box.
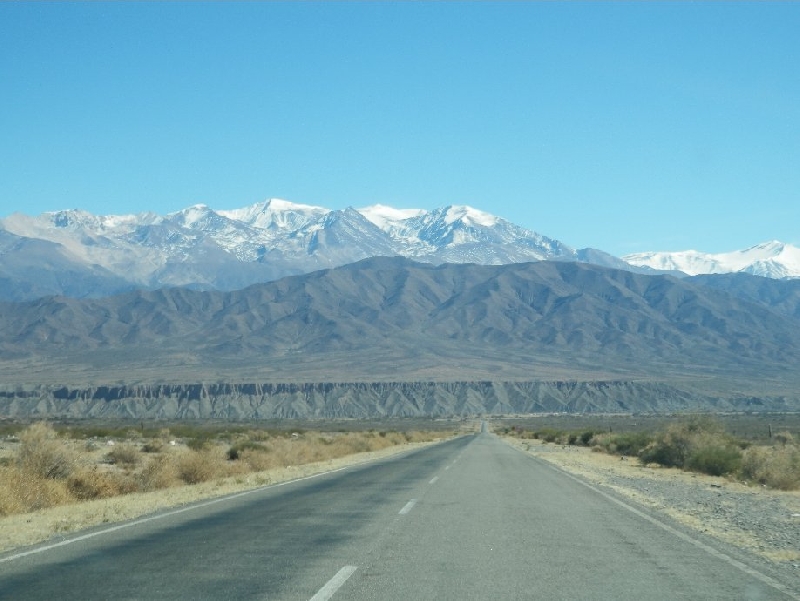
[3,199,797,302]
[1,257,799,392]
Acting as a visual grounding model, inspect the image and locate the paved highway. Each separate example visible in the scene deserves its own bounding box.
[1,432,796,600]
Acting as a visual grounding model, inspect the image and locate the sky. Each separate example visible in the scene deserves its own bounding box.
[0,2,798,257]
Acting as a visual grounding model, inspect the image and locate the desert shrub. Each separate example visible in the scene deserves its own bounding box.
[580,431,595,446]
[185,436,213,451]
[611,432,652,455]
[67,467,127,500]
[141,440,163,453]
[537,429,563,444]
[0,465,72,515]
[137,454,178,491]
[638,418,742,475]
[741,444,800,490]
[241,448,279,472]
[227,440,269,461]
[685,444,742,476]
[591,432,652,456]
[17,422,75,480]
[105,444,140,467]
[176,451,221,484]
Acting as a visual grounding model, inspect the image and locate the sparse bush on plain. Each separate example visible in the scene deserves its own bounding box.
[227,440,269,461]
[0,466,72,515]
[590,431,652,457]
[141,440,163,453]
[741,444,800,490]
[17,422,75,480]
[176,450,223,485]
[67,467,129,500]
[685,444,742,476]
[638,419,742,476]
[0,424,448,517]
[136,454,178,492]
[105,443,141,467]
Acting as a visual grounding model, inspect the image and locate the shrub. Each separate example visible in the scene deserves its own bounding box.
[241,449,278,472]
[592,432,652,456]
[227,440,268,461]
[741,444,800,490]
[186,436,212,451]
[106,444,140,467]
[638,418,742,476]
[67,467,126,500]
[137,455,178,491]
[17,422,75,480]
[580,431,595,446]
[0,466,72,514]
[538,429,563,444]
[685,444,742,476]
[141,440,163,453]
[176,451,221,484]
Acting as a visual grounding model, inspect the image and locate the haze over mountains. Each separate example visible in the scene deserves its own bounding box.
[2,199,797,302]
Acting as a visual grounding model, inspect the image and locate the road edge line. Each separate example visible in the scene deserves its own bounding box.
[511,443,799,601]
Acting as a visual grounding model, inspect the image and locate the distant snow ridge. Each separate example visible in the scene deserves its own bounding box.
[623,241,800,278]
[0,197,795,302]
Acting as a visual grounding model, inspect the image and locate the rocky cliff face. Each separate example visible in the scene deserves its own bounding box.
[0,381,790,419]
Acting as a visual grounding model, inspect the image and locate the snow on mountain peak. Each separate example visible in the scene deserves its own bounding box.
[357,204,427,229]
[443,205,498,227]
[623,241,800,278]
[219,198,329,231]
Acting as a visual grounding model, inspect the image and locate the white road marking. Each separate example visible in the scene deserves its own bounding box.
[537,458,800,601]
[0,466,350,564]
[309,565,357,601]
[429,476,439,484]
[399,499,417,515]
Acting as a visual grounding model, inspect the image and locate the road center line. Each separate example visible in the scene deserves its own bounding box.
[399,499,417,515]
[308,565,357,601]
[444,464,451,470]
[429,476,439,484]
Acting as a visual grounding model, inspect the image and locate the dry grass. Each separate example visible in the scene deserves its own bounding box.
[0,422,453,521]
[0,432,454,555]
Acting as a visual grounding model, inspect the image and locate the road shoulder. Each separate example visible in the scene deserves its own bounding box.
[502,437,800,574]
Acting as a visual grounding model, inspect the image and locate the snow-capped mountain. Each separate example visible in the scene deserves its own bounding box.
[0,197,794,301]
[0,199,628,300]
[624,241,800,279]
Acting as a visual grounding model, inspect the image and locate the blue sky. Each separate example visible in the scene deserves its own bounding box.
[1,2,797,256]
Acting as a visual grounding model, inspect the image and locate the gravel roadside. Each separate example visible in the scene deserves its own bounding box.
[504,438,800,578]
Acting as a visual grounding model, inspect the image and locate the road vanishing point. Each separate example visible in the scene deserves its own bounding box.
[1,430,797,600]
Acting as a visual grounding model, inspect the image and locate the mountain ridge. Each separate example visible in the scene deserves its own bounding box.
[1,258,798,396]
[2,199,796,303]
[0,199,670,301]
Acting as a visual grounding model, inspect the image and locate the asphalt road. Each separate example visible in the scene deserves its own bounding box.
[1,432,796,600]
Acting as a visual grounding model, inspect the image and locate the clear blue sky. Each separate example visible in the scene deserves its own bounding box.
[1,2,798,256]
